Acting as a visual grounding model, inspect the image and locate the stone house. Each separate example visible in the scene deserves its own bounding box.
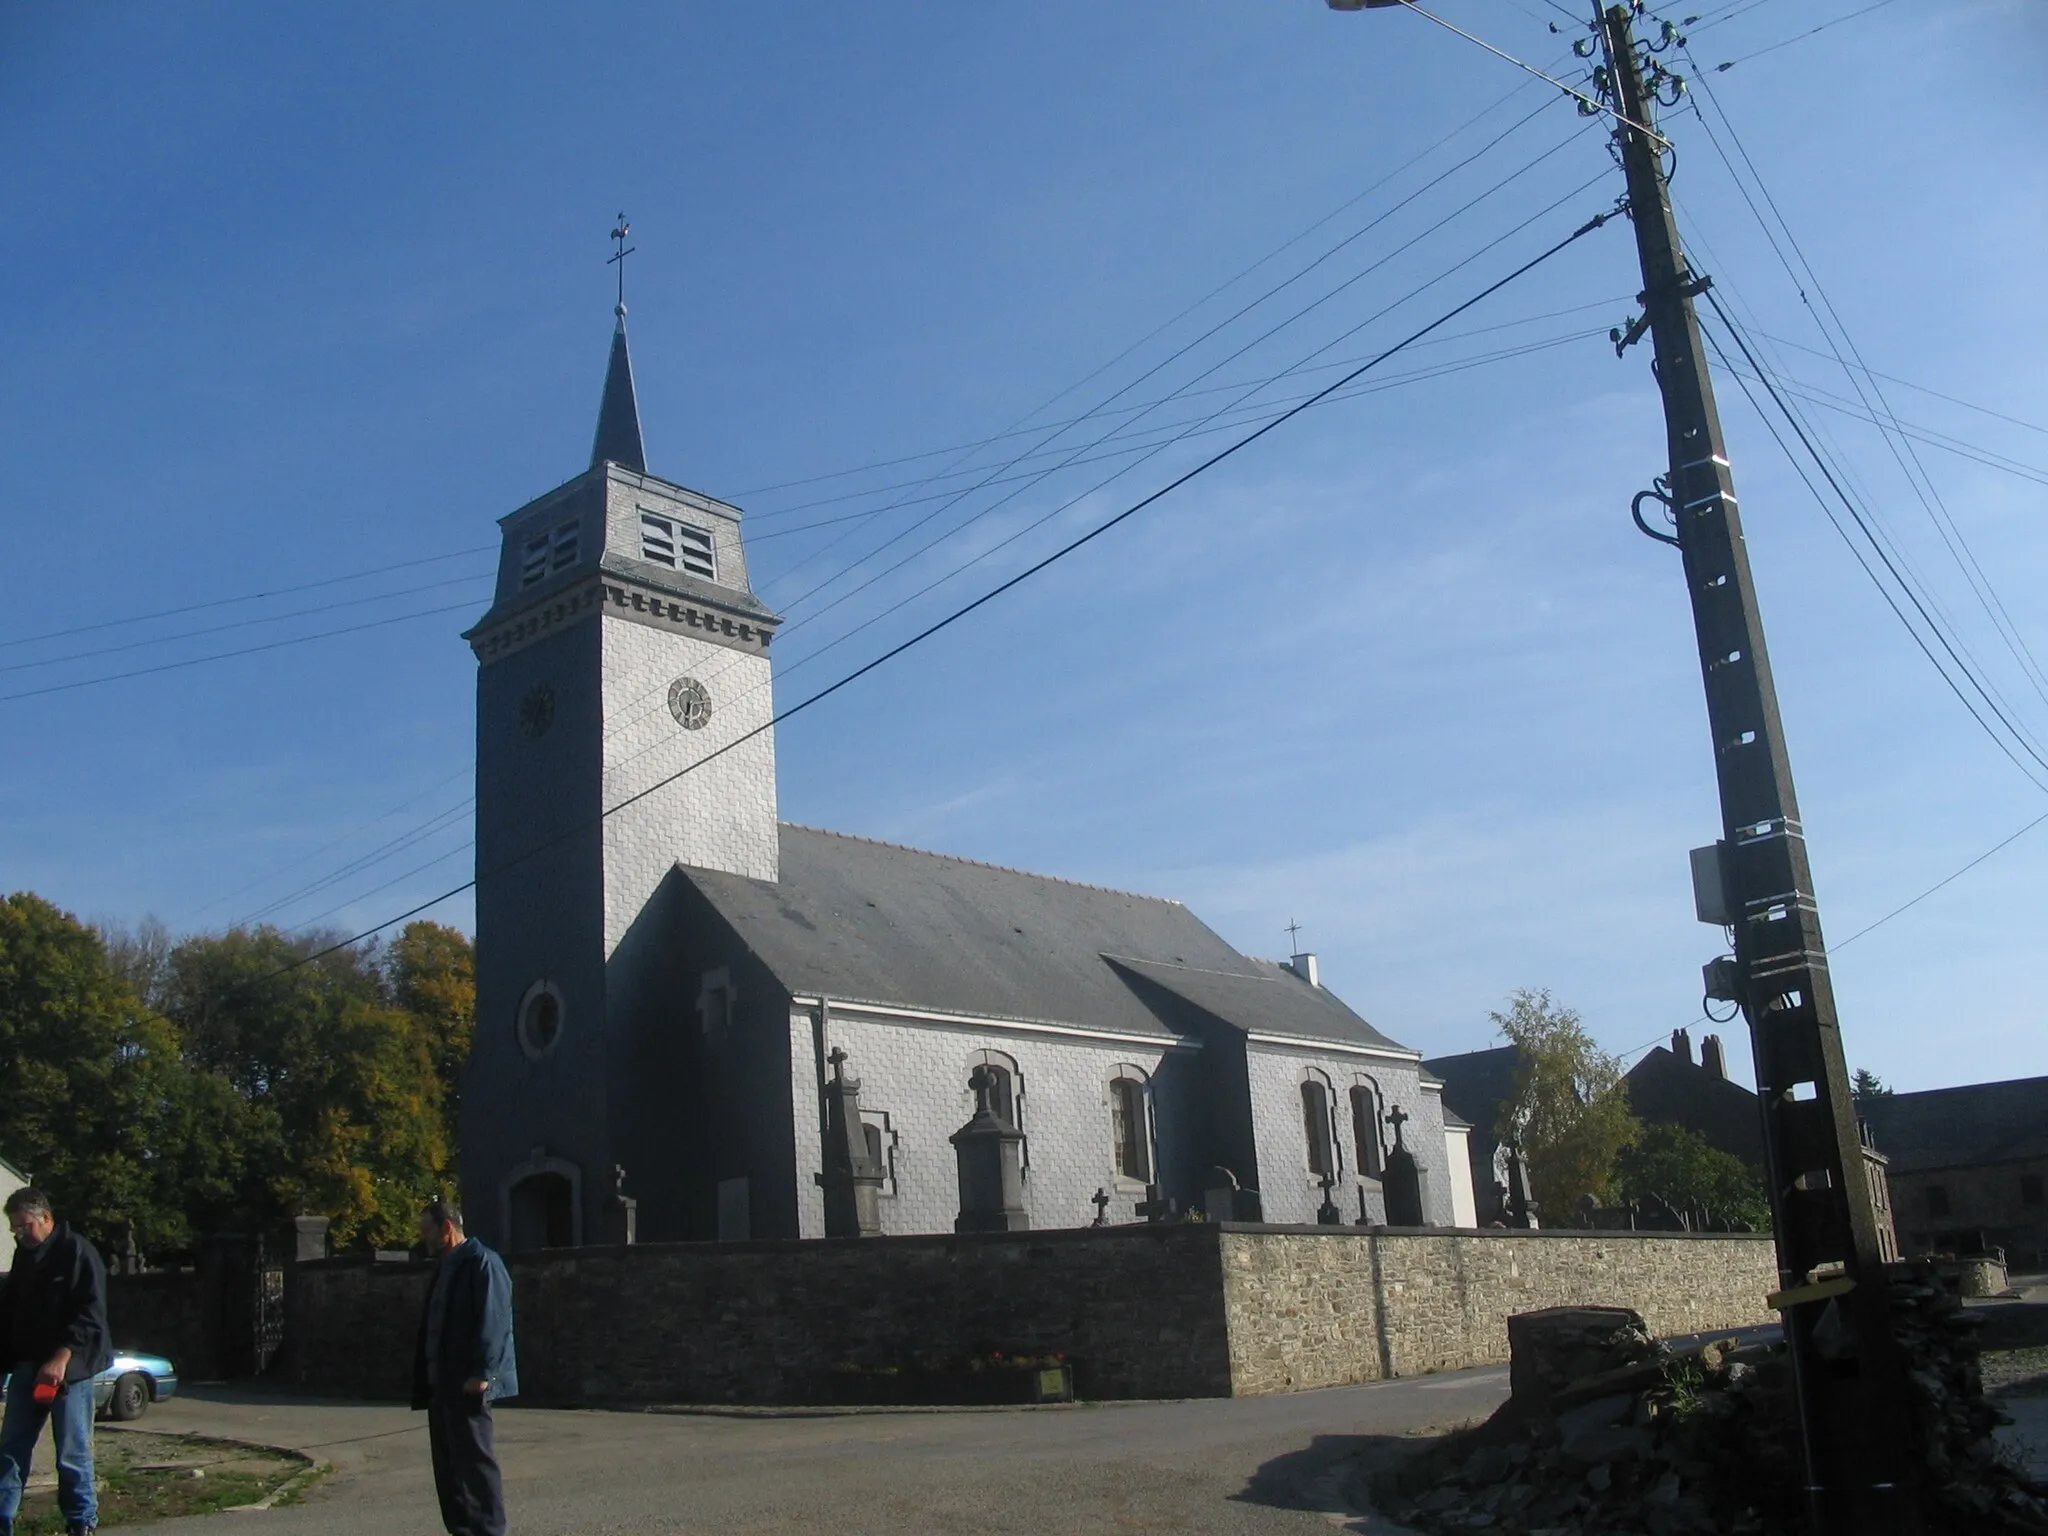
[1859,1075,2048,1269]
[457,312,1476,1251]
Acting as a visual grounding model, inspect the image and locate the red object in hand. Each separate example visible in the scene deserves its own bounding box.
[32,1381,58,1405]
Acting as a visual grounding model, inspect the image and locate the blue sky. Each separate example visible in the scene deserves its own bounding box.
[3,1,2043,1092]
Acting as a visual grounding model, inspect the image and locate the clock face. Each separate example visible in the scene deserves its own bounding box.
[519,684,556,738]
[668,676,712,731]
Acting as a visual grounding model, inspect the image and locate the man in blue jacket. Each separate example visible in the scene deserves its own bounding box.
[0,1188,111,1536]
[413,1197,518,1536]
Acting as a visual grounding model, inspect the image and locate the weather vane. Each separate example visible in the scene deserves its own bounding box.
[608,213,635,318]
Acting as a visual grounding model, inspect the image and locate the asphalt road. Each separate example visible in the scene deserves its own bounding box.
[122,1369,1512,1536]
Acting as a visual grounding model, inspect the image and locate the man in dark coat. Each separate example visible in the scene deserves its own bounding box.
[413,1197,517,1536]
[0,1188,112,1536]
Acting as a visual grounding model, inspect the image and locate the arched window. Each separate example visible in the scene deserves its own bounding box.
[1350,1083,1385,1177]
[968,1050,1022,1131]
[1110,1076,1151,1182]
[1301,1078,1337,1180]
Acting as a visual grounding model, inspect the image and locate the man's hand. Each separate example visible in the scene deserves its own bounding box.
[37,1348,71,1388]
[462,1376,489,1396]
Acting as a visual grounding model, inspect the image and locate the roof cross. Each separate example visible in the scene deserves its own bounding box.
[608,213,636,318]
[1285,917,1304,954]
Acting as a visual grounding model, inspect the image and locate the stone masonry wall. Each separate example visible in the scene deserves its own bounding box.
[272,1226,1775,1405]
[282,1225,1232,1405]
[1220,1228,1779,1395]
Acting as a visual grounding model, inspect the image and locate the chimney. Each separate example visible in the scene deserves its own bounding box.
[1701,1034,1728,1080]
[1671,1027,1694,1065]
[1287,953,1321,988]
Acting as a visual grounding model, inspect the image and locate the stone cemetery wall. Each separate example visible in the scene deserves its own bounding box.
[284,1223,1233,1404]
[275,1255,434,1398]
[269,1225,1776,1404]
[106,1270,220,1380]
[1219,1228,1779,1395]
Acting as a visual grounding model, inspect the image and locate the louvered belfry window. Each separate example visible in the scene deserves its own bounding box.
[520,532,551,588]
[641,510,716,579]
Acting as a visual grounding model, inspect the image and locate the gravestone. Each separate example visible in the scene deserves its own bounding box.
[815,1049,886,1238]
[595,1163,638,1246]
[1382,1106,1428,1228]
[950,1065,1028,1233]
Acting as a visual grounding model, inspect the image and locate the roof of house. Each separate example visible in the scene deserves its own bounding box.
[1623,1046,1766,1169]
[1423,1044,1521,1148]
[680,824,1410,1052]
[1858,1076,2048,1174]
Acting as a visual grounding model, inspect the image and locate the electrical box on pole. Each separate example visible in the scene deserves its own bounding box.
[1593,5,1922,1531]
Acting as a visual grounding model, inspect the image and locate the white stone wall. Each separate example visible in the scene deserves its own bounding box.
[600,616,778,955]
[1243,1041,1451,1227]
[1442,1123,1479,1227]
[785,1006,1194,1239]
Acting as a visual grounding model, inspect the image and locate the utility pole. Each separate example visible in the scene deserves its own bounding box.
[1592,5,1920,1531]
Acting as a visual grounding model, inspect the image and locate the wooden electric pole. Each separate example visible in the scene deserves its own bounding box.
[1593,5,1921,1531]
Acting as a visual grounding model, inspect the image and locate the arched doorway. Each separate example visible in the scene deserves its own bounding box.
[508,1173,575,1252]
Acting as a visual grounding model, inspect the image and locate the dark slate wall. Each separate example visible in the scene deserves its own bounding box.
[279,1226,1234,1405]
[467,616,612,1251]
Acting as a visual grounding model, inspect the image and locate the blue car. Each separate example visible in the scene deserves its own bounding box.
[1,1352,178,1422]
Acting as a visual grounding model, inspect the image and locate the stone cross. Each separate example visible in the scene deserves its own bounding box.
[1090,1188,1111,1227]
[1316,1170,1343,1226]
[1385,1104,1409,1149]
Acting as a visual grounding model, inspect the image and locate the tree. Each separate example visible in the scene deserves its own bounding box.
[1614,1122,1771,1231]
[386,921,475,1161]
[156,927,453,1249]
[1851,1068,1892,1104]
[1491,988,1640,1215]
[0,894,200,1253]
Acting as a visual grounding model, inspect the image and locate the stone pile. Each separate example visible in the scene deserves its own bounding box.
[1371,1271,2048,1535]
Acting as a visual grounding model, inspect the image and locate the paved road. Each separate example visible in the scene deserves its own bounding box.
[125,1370,1510,1536]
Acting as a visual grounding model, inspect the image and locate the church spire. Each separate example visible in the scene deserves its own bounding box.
[590,316,646,473]
[591,215,646,473]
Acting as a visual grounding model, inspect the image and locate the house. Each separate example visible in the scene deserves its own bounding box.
[1859,1075,2048,1268]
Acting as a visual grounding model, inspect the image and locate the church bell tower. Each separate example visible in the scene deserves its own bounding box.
[460,296,782,1250]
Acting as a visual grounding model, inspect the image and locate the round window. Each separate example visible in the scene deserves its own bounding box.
[517,980,565,1061]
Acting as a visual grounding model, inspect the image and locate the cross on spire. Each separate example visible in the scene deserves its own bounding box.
[1285,918,1304,954]
[608,213,636,318]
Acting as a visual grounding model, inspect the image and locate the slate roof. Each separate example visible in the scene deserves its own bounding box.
[1858,1076,2048,1174]
[1624,1046,1765,1169]
[679,824,1412,1052]
[591,316,647,473]
[1105,955,1409,1055]
[1424,1044,1522,1144]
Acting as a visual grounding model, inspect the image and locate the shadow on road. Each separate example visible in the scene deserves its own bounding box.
[1232,1430,1424,1529]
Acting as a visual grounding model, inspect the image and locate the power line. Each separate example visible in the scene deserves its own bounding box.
[763,96,1579,614]
[595,117,1602,757]
[257,325,1609,932]
[0,545,495,652]
[1745,329,2048,441]
[1833,809,2048,951]
[253,205,1617,972]
[1708,0,1902,71]
[0,569,493,678]
[1681,50,2048,721]
[1700,299,2048,790]
[0,599,483,705]
[1384,1,1668,145]
[595,160,1614,780]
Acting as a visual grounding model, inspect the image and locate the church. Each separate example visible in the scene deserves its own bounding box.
[457,306,1479,1252]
